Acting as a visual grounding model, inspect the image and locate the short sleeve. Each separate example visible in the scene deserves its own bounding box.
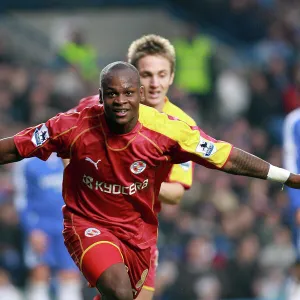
[165,162,194,189]
[14,112,78,161]
[170,122,233,169]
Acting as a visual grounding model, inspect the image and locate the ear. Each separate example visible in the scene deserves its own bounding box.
[99,88,103,104]
[140,86,145,103]
[169,72,175,85]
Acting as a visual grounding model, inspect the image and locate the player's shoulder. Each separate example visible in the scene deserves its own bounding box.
[67,94,99,113]
[51,102,103,133]
[139,104,193,142]
[77,95,99,110]
[80,102,103,116]
[163,100,196,126]
[63,101,103,119]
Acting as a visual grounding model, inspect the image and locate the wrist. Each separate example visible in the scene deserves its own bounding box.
[267,164,290,183]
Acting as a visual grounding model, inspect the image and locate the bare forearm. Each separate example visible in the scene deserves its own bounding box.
[222,147,300,188]
[223,147,269,179]
[0,137,23,164]
[158,182,185,205]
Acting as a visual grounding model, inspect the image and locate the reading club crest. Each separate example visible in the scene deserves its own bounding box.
[130,161,146,174]
[85,228,101,237]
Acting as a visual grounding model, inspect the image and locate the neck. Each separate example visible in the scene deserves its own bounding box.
[152,100,165,113]
[106,117,138,134]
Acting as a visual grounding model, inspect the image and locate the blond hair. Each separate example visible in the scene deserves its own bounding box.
[127,34,176,73]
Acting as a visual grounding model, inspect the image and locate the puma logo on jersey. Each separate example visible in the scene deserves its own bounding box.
[85,157,101,170]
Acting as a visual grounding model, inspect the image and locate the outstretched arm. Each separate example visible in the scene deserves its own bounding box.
[223,147,269,179]
[223,147,298,187]
[0,137,23,164]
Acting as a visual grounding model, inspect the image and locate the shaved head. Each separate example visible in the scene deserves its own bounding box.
[99,61,144,134]
[100,61,140,88]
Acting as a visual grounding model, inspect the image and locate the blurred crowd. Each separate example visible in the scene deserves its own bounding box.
[1,0,300,299]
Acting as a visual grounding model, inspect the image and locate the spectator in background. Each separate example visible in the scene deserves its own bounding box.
[0,269,23,300]
[0,86,15,123]
[258,209,282,247]
[259,226,297,271]
[220,234,260,299]
[283,62,300,113]
[0,195,24,289]
[10,65,31,125]
[210,173,239,214]
[246,70,282,129]
[173,23,216,121]
[27,84,59,125]
[0,30,14,64]
[283,107,300,258]
[267,55,290,93]
[222,0,267,42]
[57,30,99,84]
[216,67,250,122]
[254,21,294,67]
[165,236,220,300]
[255,268,286,300]
[13,155,83,300]
[246,69,284,144]
[284,259,300,300]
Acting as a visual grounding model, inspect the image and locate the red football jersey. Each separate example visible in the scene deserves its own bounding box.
[70,95,197,217]
[14,104,232,249]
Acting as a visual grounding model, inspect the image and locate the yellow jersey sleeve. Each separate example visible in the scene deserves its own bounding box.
[139,103,233,189]
[166,161,194,189]
[167,118,232,188]
[162,99,196,189]
[168,118,233,169]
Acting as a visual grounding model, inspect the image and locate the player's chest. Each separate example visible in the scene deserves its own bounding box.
[71,131,168,181]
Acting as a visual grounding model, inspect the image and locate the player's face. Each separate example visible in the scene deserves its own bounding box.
[137,55,174,112]
[100,69,144,133]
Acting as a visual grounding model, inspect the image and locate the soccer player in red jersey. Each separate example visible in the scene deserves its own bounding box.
[70,35,195,300]
[1,61,300,300]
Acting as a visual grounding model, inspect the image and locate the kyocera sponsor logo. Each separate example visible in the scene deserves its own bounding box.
[82,175,148,195]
